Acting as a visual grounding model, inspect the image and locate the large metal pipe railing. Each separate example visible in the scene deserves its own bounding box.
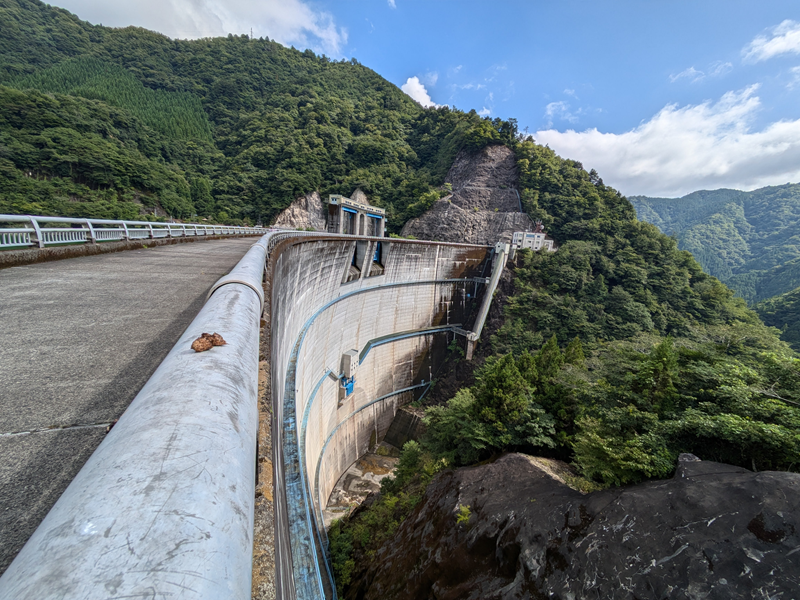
[0,236,270,599]
[0,214,269,249]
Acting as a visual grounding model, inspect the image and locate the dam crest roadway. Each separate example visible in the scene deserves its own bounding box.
[0,223,506,599]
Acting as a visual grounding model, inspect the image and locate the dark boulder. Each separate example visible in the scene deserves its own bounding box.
[344,453,800,599]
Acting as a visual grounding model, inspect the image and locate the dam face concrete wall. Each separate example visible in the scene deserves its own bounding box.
[268,236,491,598]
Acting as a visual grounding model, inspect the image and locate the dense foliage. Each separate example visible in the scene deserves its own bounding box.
[448,141,800,483]
[630,185,800,303]
[0,85,214,219]
[0,0,517,226]
[756,286,800,352]
[328,440,443,597]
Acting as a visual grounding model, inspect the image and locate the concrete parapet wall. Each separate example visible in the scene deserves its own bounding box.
[267,236,491,599]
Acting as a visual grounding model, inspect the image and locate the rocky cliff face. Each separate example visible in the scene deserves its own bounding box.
[401,145,533,245]
[271,191,327,230]
[344,453,800,600]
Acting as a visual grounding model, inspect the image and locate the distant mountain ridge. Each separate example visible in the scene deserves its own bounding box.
[630,183,800,302]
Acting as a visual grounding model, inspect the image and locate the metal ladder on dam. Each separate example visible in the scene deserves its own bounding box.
[0,231,509,600]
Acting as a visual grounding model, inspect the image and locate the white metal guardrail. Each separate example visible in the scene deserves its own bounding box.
[0,214,268,249]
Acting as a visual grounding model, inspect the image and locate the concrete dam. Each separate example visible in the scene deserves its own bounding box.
[268,234,492,599]
[0,227,498,599]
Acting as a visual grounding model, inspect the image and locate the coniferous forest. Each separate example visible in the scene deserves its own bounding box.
[1,2,799,588]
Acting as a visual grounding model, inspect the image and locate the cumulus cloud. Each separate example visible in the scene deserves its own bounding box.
[478,107,490,116]
[401,76,439,108]
[743,19,800,62]
[51,0,348,56]
[670,62,732,83]
[535,86,800,197]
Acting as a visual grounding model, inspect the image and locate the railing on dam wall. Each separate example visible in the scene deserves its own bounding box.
[0,228,501,600]
[0,213,268,249]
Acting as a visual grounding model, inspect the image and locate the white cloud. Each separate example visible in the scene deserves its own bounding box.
[401,76,439,108]
[564,88,577,97]
[669,66,704,83]
[670,62,732,83]
[535,85,800,197]
[456,82,485,90]
[387,0,396,8]
[50,0,348,56]
[543,101,579,127]
[743,19,800,62]
[710,61,733,77]
[478,107,490,116]
[790,66,800,89]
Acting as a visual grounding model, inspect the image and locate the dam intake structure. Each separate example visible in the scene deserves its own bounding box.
[0,229,503,599]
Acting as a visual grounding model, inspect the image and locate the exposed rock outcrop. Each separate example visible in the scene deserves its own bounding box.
[344,453,800,600]
[271,191,327,231]
[401,145,534,245]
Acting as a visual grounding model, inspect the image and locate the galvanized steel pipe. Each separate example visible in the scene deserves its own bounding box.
[0,236,269,599]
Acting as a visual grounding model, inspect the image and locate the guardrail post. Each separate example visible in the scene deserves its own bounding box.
[28,216,45,248]
[121,223,129,241]
[84,220,97,245]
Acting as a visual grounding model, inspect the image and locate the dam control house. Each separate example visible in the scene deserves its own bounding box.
[326,194,386,237]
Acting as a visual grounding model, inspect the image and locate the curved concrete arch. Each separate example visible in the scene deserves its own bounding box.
[267,235,492,599]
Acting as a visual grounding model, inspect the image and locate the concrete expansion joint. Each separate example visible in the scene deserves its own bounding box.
[0,421,114,438]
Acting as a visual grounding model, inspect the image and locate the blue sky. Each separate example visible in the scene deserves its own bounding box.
[49,0,800,197]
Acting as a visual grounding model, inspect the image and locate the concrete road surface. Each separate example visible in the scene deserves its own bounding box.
[0,238,259,574]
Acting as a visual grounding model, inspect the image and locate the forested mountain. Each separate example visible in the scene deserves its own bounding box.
[630,185,800,303]
[0,0,514,226]
[756,286,800,352]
